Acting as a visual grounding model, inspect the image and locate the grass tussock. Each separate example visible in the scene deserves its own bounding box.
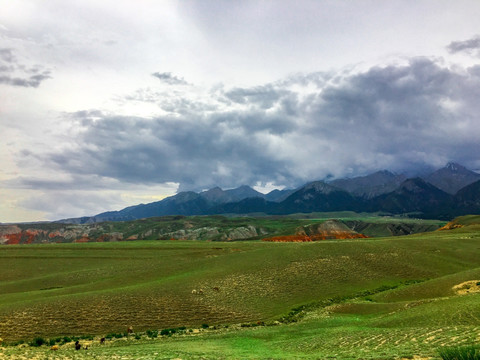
[439,345,480,360]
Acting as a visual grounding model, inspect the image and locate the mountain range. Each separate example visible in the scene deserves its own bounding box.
[59,162,480,223]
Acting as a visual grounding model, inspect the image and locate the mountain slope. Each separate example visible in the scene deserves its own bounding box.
[453,179,480,214]
[330,170,406,198]
[424,162,480,194]
[59,186,265,224]
[264,188,296,202]
[224,185,264,201]
[210,197,277,215]
[275,181,363,214]
[369,178,453,218]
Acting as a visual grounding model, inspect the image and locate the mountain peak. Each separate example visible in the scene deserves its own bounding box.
[329,170,406,198]
[424,162,480,194]
[376,169,395,176]
[203,186,224,194]
[236,185,253,190]
[225,185,263,200]
[445,162,466,172]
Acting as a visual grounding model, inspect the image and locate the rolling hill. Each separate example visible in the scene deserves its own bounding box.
[0,217,479,359]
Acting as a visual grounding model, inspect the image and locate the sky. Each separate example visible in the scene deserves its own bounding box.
[1,0,480,222]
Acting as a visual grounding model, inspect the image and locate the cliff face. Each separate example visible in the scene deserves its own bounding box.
[0,224,124,244]
[0,220,267,244]
[0,225,60,244]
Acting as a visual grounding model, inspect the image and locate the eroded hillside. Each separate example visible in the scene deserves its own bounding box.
[0,215,444,245]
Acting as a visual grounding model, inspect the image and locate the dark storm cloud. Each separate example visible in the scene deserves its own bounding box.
[306,58,480,172]
[25,57,480,192]
[447,35,480,56]
[152,72,189,85]
[0,48,52,88]
[43,111,293,192]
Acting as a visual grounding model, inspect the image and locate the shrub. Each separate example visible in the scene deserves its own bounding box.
[48,339,56,346]
[146,330,158,338]
[30,337,46,347]
[201,324,209,329]
[159,328,181,336]
[62,336,72,344]
[135,334,141,340]
[439,345,480,360]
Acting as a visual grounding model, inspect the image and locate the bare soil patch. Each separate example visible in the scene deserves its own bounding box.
[452,280,480,295]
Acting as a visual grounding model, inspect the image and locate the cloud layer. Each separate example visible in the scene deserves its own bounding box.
[19,56,479,197]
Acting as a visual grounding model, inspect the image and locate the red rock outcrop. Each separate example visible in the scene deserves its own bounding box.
[262,219,368,242]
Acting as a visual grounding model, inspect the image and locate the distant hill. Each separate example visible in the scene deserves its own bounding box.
[423,162,480,194]
[0,215,444,245]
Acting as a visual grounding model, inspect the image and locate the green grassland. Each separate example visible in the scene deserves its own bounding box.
[0,216,479,359]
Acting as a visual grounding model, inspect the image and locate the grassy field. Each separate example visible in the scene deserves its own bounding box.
[0,216,479,359]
